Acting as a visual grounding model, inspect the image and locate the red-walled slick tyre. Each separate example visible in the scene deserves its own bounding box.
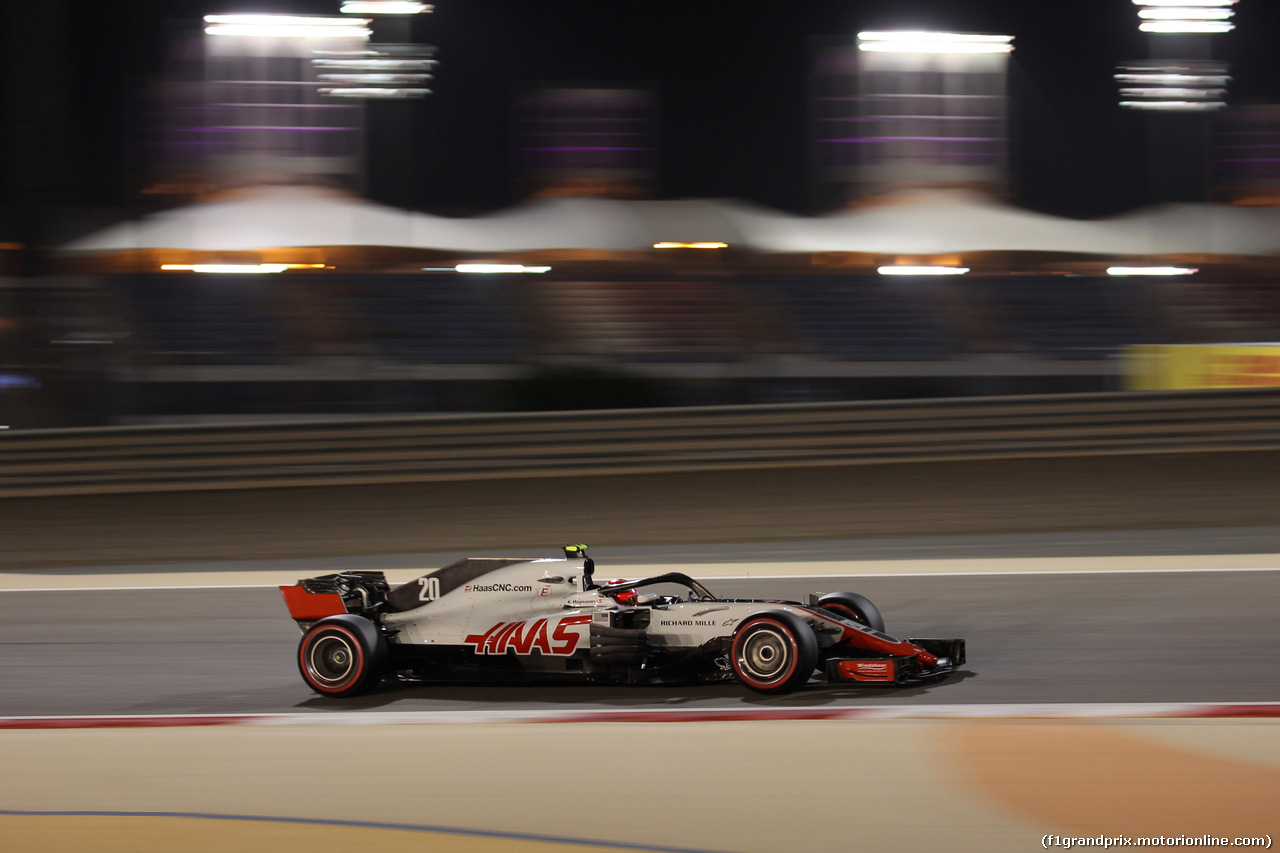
[298,616,385,697]
[816,591,886,634]
[730,611,819,695]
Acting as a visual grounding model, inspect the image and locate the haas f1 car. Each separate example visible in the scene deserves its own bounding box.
[280,545,965,697]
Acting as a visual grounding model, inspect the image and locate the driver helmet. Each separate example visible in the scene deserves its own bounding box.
[605,578,639,606]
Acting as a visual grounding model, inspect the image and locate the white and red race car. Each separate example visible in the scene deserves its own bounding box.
[280,545,965,697]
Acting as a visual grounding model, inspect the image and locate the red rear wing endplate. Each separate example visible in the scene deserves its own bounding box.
[280,585,347,621]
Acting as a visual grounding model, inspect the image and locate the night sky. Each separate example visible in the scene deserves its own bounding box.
[60,0,1280,218]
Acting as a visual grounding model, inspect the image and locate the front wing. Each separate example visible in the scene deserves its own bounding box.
[826,638,966,685]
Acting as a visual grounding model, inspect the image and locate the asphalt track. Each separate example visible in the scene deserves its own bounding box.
[3,557,1278,718]
[7,397,1280,850]
[4,536,1280,853]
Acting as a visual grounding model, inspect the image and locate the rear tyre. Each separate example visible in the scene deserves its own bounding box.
[298,616,385,697]
[730,611,819,695]
[817,592,886,634]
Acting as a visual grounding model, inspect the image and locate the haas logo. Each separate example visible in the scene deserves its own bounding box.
[465,615,592,656]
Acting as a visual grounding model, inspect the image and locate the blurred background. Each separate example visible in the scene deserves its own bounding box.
[4,0,1280,429]
[4,7,1280,852]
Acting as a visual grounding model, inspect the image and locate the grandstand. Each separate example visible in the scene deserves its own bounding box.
[745,276,959,362]
[75,268,1193,420]
[16,261,1280,425]
[19,188,1276,423]
[107,271,1182,368]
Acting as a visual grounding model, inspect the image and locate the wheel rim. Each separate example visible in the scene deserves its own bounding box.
[736,625,793,684]
[306,632,359,686]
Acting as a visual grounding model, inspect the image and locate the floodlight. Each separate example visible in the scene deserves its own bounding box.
[204,14,365,26]
[877,266,970,276]
[1115,73,1230,85]
[313,58,437,70]
[857,31,1014,54]
[1132,0,1235,6]
[312,44,438,99]
[1130,0,1235,33]
[1137,7,1233,18]
[1121,87,1226,98]
[455,264,551,274]
[1140,20,1234,32]
[858,32,1012,44]
[161,264,326,274]
[1120,101,1225,110]
[318,73,432,84]
[1106,266,1198,276]
[320,87,430,98]
[162,264,287,274]
[1116,61,1229,110]
[340,1,432,14]
[1121,101,1224,110]
[204,15,371,39]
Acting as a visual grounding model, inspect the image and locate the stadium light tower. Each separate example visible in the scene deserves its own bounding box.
[1132,0,1236,34]
[198,15,372,188]
[333,1,439,210]
[811,31,1014,202]
[1117,1,1235,112]
[1118,0,1236,202]
[514,87,658,199]
[329,0,437,99]
[1116,60,1230,111]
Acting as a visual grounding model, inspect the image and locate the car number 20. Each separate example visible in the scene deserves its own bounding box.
[418,577,441,602]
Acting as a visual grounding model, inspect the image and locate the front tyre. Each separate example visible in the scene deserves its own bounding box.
[817,591,886,634]
[298,616,386,697]
[730,611,819,695]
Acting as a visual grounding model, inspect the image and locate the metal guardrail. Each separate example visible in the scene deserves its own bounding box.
[3,389,1280,498]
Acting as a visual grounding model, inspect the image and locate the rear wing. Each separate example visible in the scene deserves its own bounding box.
[280,584,348,622]
[280,571,390,624]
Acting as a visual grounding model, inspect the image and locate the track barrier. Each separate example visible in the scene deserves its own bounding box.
[4,388,1280,498]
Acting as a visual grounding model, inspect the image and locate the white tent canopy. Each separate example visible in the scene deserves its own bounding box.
[1099,202,1280,257]
[60,187,775,254]
[61,186,429,252]
[421,196,776,252]
[740,189,1280,256]
[750,190,1124,255]
[59,184,1280,258]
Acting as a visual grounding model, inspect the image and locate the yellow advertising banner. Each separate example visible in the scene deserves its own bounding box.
[1125,344,1280,391]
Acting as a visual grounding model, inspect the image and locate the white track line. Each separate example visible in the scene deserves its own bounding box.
[764,566,1280,579]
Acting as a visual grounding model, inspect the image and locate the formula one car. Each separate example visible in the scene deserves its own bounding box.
[280,545,965,697]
